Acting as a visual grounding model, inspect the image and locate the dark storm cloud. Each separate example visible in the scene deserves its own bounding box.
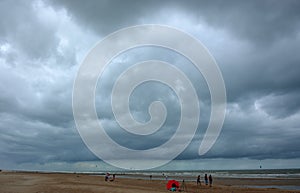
[49,0,170,34]
[0,64,74,127]
[0,113,97,165]
[177,99,300,160]
[185,0,300,45]
[256,92,300,119]
[50,0,300,44]
[1,0,300,170]
[0,0,60,60]
[50,0,300,108]
[207,116,300,160]
[0,0,88,168]
[222,33,300,103]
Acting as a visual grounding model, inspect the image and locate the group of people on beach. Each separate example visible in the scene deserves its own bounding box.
[104,172,115,182]
[197,174,213,187]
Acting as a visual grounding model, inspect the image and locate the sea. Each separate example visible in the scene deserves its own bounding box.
[94,169,300,179]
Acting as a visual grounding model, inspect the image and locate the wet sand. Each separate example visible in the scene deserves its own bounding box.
[1,171,300,193]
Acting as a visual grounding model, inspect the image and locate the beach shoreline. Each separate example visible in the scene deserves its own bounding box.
[1,170,300,193]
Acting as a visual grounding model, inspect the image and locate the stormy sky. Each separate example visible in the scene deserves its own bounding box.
[1,0,300,171]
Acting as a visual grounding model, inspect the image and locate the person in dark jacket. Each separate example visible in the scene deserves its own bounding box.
[204,174,208,185]
[197,175,201,185]
[209,174,213,187]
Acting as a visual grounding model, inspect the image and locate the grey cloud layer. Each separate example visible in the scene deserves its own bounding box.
[51,0,300,44]
[1,0,300,170]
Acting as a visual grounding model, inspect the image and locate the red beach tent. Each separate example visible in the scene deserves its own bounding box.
[166,180,180,190]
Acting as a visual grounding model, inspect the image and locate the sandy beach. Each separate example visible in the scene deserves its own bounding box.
[1,171,300,193]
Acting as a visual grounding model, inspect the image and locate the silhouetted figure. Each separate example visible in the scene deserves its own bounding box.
[105,173,110,181]
[209,174,213,187]
[197,175,201,185]
[150,175,152,180]
[204,174,208,185]
[181,179,187,191]
[110,174,115,181]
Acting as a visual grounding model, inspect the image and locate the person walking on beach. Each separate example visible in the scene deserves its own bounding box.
[105,173,110,181]
[110,174,115,181]
[204,174,208,185]
[181,179,187,191]
[197,175,201,185]
[209,174,213,187]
